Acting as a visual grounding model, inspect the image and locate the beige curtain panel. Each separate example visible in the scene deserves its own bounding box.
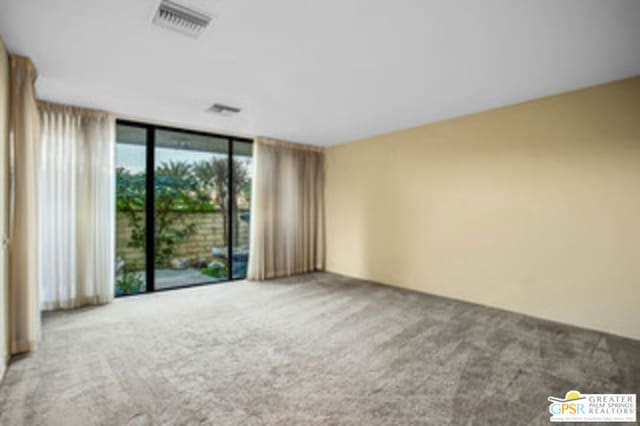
[38,102,115,309]
[9,56,41,354]
[247,138,325,280]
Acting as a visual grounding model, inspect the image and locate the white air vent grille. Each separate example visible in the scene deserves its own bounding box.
[152,0,213,38]
[207,104,242,116]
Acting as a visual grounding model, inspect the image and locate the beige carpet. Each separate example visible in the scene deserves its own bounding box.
[0,272,638,425]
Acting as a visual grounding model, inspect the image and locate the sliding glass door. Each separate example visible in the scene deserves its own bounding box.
[115,120,253,296]
[231,141,253,279]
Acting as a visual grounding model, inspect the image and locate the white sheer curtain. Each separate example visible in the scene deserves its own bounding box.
[247,137,325,280]
[38,102,115,310]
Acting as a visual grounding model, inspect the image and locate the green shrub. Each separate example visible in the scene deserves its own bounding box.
[200,263,228,279]
[116,270,144,294]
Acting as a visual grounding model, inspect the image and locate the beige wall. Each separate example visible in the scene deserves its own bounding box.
[326,77,640,340]
[0,37,10,377]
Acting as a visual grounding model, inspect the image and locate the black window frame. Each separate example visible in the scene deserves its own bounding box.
[116,119,253,296]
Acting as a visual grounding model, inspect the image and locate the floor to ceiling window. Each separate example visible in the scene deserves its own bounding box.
[115,120,253,296]
[115,124,147,295]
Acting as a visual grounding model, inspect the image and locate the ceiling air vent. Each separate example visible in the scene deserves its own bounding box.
[207,104,242,117]
[152,0,213,38]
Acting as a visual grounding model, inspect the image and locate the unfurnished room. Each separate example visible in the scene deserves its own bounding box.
[0,1,639,425]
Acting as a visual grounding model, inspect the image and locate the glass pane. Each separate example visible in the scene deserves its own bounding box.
[232,141,253,279]
[115,124,147,296]
[154,129,230,289]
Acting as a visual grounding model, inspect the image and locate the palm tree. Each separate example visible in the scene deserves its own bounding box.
[193,158,226,210]
[192,158,250,244]
[156,160,193,180]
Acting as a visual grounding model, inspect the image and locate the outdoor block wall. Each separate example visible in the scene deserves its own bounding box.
[116,211,250,270]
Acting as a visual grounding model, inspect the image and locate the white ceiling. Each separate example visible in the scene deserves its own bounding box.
[1,0,639,146]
